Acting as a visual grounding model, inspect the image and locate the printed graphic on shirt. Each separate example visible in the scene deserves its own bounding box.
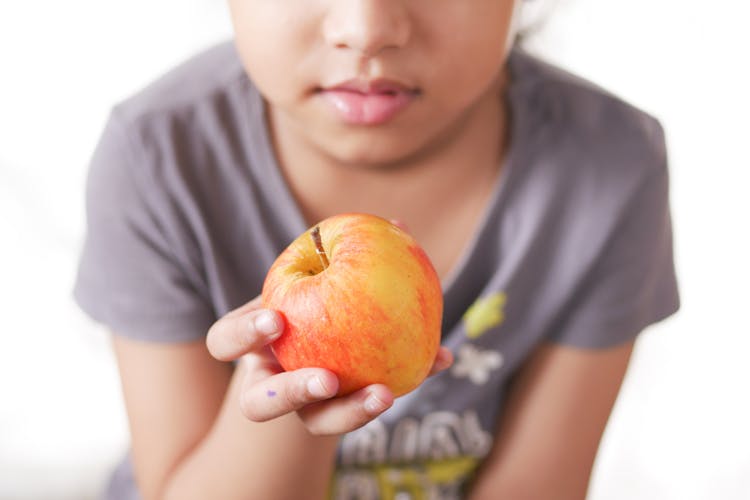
[332,457,478,500]
[462,292,507,338]
[332,410,493,500]
[450,344,503,385]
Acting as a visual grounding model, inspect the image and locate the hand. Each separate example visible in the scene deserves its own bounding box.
[206,296,453,436]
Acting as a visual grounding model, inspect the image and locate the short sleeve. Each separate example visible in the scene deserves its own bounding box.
[548,126,680,348]
[73,110,215,342]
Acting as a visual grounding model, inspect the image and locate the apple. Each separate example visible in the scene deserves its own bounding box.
[261,213,443,397]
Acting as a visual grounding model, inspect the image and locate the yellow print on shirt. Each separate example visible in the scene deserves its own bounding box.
[332,456,480,500]
[462,292,507,338]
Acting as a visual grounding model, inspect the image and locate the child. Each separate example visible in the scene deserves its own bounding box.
[74,1,679,499]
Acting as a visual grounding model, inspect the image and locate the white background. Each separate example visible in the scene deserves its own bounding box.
[1,1,748,498]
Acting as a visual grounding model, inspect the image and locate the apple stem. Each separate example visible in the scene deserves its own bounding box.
[311,226,330,271]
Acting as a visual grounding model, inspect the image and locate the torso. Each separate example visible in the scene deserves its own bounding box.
[87,42,679,500]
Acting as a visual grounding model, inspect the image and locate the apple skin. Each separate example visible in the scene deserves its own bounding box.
[261,213,443,397]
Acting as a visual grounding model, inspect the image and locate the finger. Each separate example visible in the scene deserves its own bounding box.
[298,384,394,435]
[240,349,284,386]
[240,367,340,422]
[206,307,284,361]
[389,219,410,233]
[428,346,454,377]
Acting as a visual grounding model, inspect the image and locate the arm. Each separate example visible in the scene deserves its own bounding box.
[468,339,635,500]
[113,296,453,500]
[112,334,341,500]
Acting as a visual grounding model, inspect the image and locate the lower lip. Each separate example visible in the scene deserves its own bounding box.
[319,89,416,126]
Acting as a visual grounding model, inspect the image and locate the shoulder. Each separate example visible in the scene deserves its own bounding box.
[112,40,251,126]
[84,40,266,247]
[508,47,667,184]
[89,40,266,208]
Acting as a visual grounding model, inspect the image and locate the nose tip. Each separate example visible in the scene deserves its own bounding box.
[323,0,411,57]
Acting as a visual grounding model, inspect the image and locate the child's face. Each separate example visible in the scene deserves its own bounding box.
[228,0,518,166]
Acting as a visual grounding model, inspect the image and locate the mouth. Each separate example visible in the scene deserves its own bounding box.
[316,78,420,126]
[324,78,419,95]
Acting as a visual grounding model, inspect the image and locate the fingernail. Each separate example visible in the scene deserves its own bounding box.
[364,392,389,415]
[436,351,453,371]
[307,376,330,398]
[253,311,280,338]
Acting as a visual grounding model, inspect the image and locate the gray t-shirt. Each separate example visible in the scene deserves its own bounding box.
[74,41,679,500]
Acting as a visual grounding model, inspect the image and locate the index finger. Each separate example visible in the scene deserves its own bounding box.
[206,300,285,361]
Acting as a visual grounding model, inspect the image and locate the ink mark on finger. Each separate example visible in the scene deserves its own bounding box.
[267,390,277,397]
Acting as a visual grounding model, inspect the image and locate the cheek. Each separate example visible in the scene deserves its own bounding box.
[427,42,509,115]
[229,4,317,104]
[236,40,318,111]
[418,3,516,103]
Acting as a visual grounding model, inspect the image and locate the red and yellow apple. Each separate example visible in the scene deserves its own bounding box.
[261,213,443,397]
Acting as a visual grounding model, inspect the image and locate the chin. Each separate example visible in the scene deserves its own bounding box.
[317,126,436,169]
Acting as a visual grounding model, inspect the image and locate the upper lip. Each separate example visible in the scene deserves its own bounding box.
[322,78,418,95]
